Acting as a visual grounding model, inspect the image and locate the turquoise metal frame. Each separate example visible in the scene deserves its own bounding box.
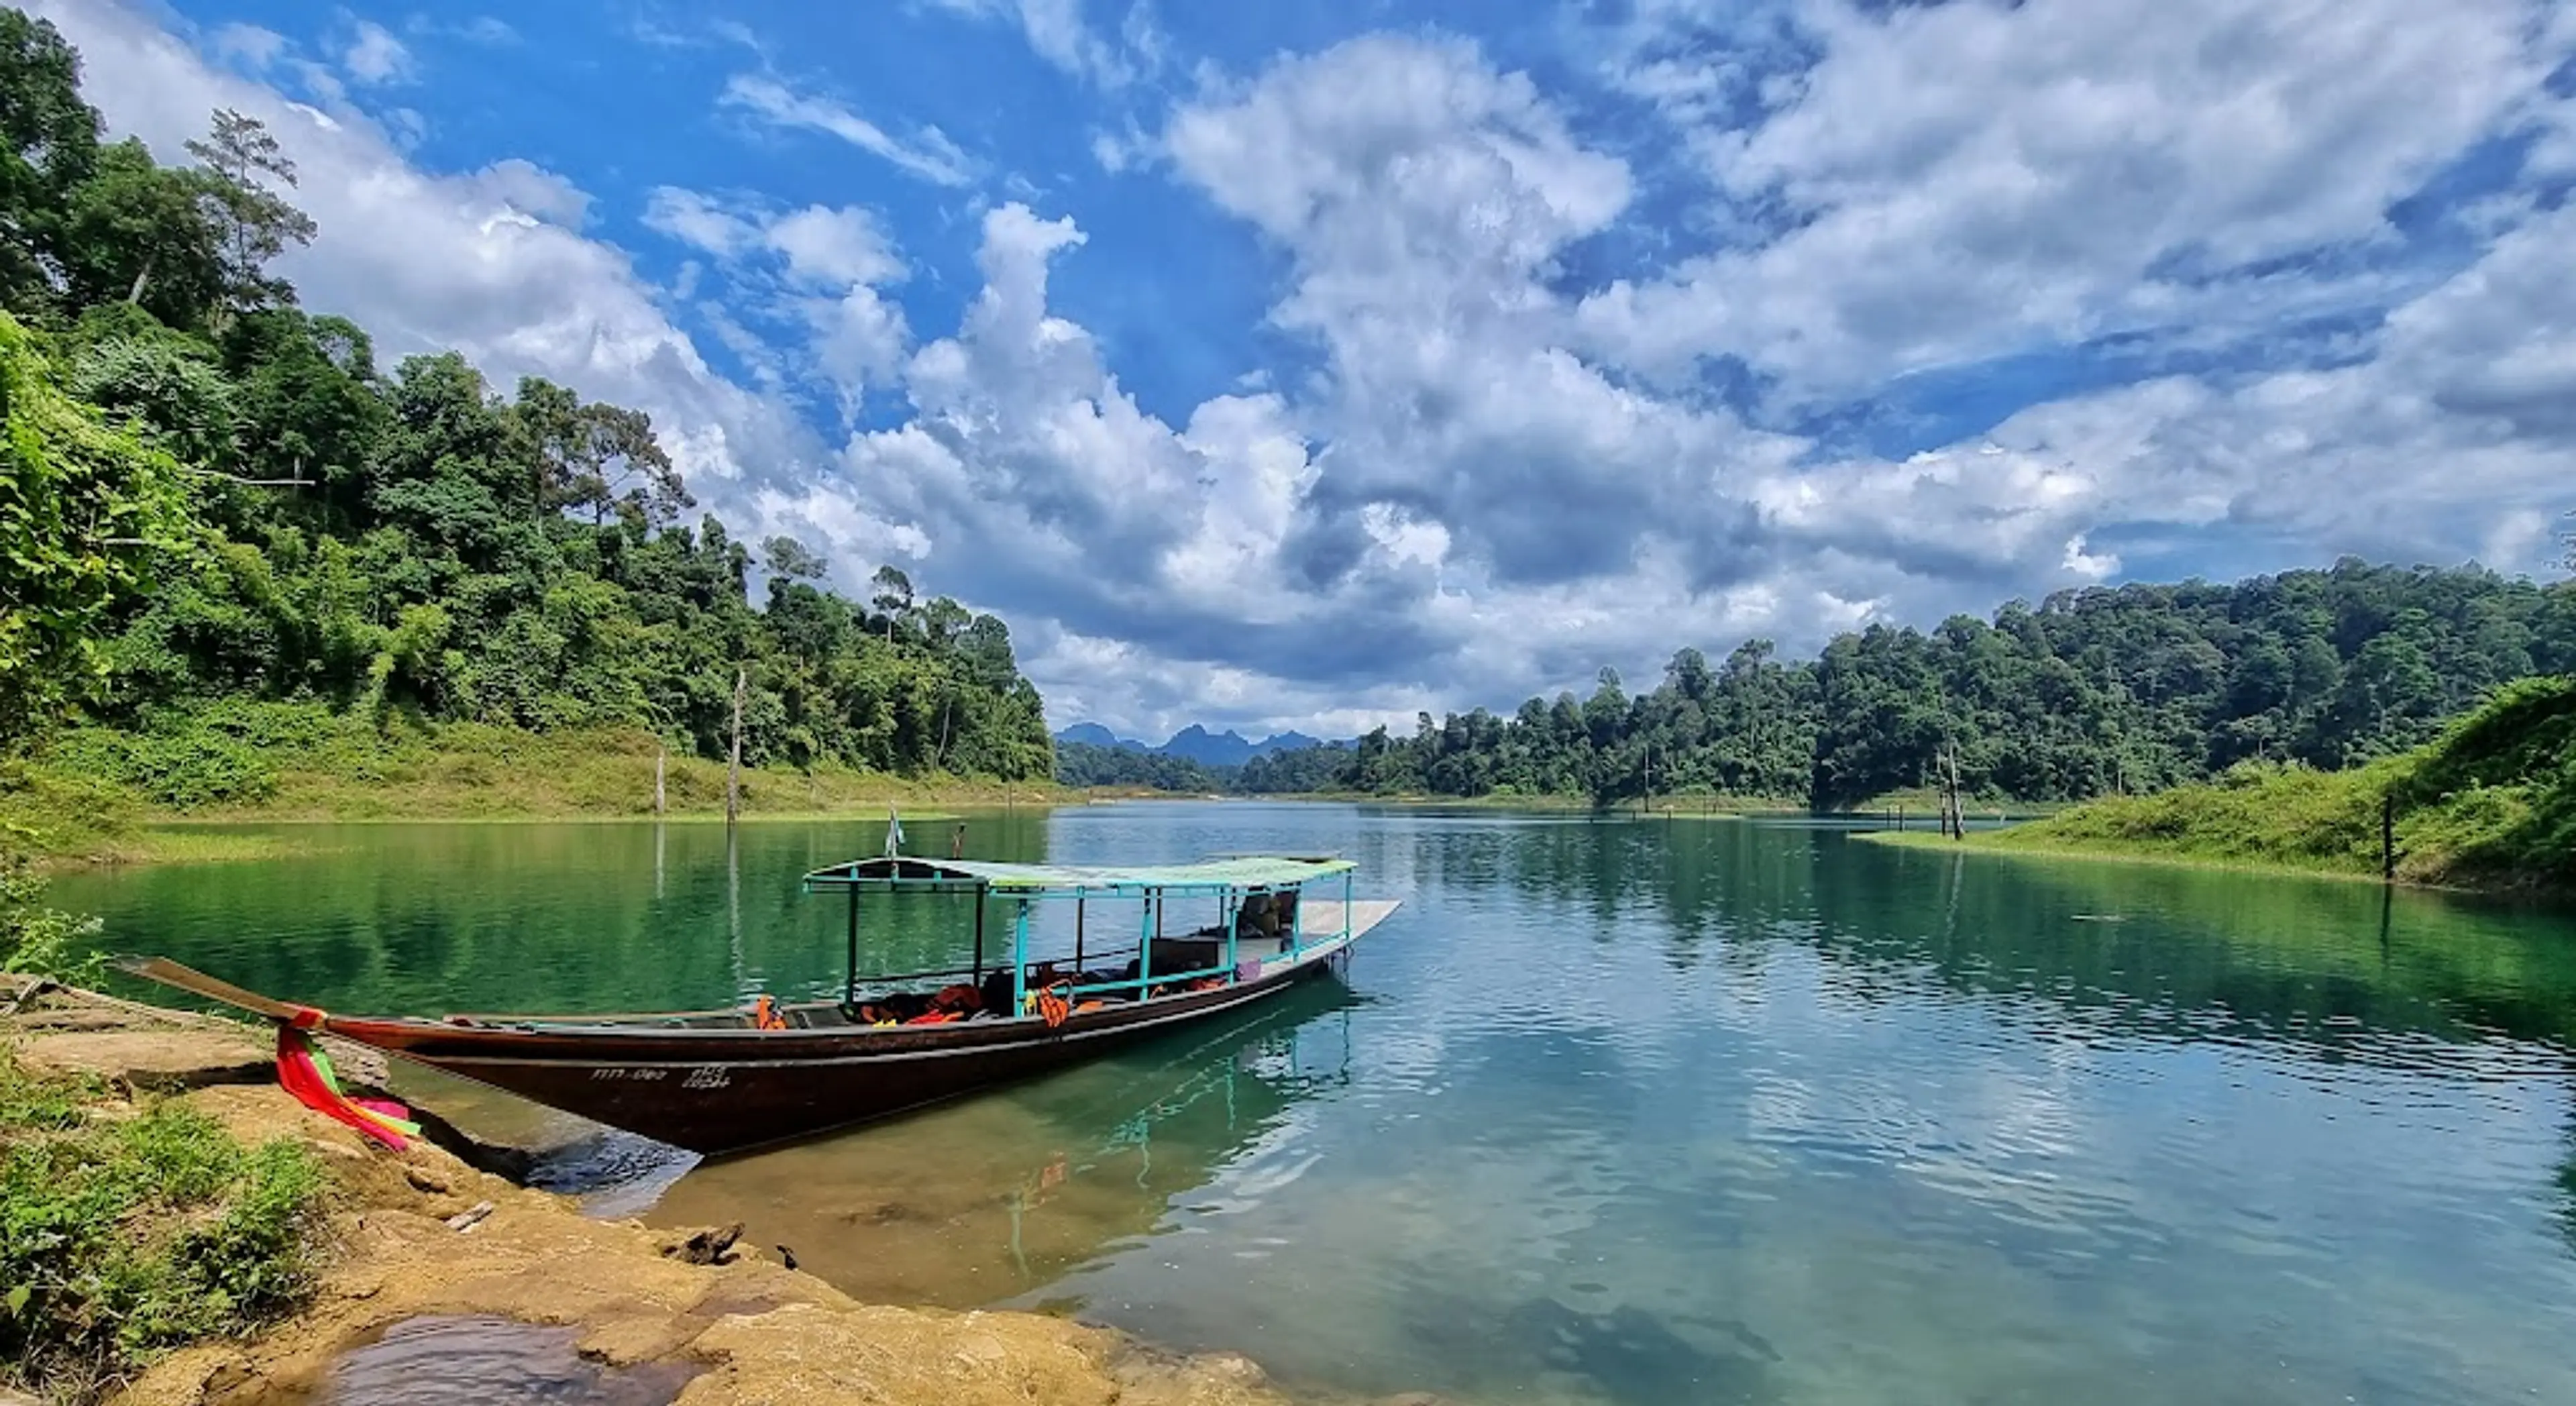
[799,855,1358,1021]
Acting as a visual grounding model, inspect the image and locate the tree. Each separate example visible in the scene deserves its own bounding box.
[918,595,971,651]
[0,9,100,310]
[1583,667,1626,750]
[869,564,914,641]
[385,352,503,484]
[68,334,239,471]
[564,401,688,529]
[1665,646,1714,702]
[183,109,315,323]
[1226,559,2567,811]
[0,23,1063,788]
[761,535,826,581]
[0,312,195,740]
[505,376,582,518]
[225,310,387,519]
[53,140,224,329]
[957,613,1018,689]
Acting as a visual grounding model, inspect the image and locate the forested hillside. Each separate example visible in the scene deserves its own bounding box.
[1296,562,2575,808]
[1970,674,2576,891]
[0,12,1051,804]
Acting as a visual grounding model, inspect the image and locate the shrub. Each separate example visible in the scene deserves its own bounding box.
[0,851,103,983]
[0,1055,326,1402]
[46,720,278,810]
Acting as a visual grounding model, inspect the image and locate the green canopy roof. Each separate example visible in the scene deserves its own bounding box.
[802,855,1354,895]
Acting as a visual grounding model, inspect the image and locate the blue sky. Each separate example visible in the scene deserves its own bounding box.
[40,0,2576,739]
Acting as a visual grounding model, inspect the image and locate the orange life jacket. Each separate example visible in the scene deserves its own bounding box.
[1035,985,1071,1028]
[752,995,790,1030]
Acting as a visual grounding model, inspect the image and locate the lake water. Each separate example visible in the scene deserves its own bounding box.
[54,802,2576,1405]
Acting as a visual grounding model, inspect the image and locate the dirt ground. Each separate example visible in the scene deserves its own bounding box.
[1,977,1432,1406]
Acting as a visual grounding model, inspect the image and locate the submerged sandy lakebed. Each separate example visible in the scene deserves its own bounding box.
[1,976,1432,1406]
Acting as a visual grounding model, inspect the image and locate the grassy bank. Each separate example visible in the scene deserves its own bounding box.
[4,701,1066,866]
[0,1050,327,1403]
[1845,788,2071,822]
[1858,676,2576,893]
[1856,826,2402,885]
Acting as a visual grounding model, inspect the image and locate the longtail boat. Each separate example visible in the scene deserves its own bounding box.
[122,854,1399,1157]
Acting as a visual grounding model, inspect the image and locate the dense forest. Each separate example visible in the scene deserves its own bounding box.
[0,12,1051,793]
[1238,561,2576,808]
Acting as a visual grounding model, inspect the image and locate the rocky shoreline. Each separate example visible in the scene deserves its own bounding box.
[1,977,1422,1406]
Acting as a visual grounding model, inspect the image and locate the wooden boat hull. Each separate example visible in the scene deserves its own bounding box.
[291,943,1354,1156]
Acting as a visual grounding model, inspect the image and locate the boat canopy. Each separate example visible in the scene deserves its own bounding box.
[802,854,1353,897]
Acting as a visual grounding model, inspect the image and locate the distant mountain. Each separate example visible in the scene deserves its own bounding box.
[1053,722,1344,766]
[1159,724,1257,767]
[1055,722,1146,752]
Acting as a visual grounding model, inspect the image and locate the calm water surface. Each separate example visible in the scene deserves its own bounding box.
[55,803,2576,1405]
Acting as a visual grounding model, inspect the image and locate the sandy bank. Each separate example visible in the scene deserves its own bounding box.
[2,977,1429,1406]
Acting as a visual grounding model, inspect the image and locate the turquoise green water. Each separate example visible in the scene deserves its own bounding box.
[54,803,2576,1405]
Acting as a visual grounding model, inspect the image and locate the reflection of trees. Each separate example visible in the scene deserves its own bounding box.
[61,811,1056,1016]
[1418,810,2576,1278]
[1808,840,2576,1054]
[2561,1130,2576,1251]
[651,979,1360,1306]
[1419,814,2576,1058]
[2559,1060,2576,1254]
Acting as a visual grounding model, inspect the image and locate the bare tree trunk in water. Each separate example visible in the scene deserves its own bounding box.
[727,667,745,825]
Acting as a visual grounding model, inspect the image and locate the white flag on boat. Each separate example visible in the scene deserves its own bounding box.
[883,805,904,857]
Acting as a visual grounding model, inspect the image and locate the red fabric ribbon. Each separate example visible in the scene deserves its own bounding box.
[274,1024,417,1150]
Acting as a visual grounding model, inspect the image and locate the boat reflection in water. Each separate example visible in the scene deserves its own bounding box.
[645,979,1361,1307]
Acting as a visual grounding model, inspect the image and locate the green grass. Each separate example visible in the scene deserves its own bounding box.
[5,700,1061,865]
[1857,826,2400,885]
[1861,676,2576,893]
[0,1052,328,1403]
[1845,788,2072,821]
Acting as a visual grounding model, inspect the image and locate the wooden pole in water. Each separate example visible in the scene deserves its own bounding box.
[2381,792,2396,881]
[655,747,666,816]
[845,883,859,1010]
[1939,745,1962,840]
[727,665,745,826]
